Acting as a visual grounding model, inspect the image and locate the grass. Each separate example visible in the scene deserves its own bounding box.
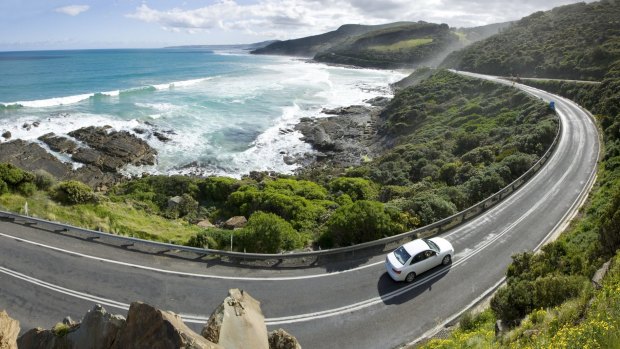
[369,38,433,51]
[0,191,203,244]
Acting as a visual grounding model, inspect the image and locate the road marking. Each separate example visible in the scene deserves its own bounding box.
[0,178,565,326]
[0,231,384,281]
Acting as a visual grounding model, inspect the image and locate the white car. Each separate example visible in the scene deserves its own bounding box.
[385,237,454,282]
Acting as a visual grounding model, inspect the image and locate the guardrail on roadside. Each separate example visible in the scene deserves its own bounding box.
[0,114,562,268]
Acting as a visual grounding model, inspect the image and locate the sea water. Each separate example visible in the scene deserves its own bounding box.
[0,48,405,177]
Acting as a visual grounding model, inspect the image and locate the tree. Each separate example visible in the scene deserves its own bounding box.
[326,200,402,246]
[239,211,304,253]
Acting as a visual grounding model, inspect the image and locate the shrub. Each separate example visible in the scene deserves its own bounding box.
[238,211,304,253]
[17,182,36,197]
[397,192,458,226]
[0,163,30,185]
[198,176,239,202]
[186,231,218,249]
[326,200,402,246]
[52,181,96,205]
[0,179,8,196]
[491,274,586,324]
[329,177,378,201]
[34,169,56,190]
[600,186,620,256]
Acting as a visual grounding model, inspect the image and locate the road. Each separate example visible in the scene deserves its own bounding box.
[0,73,599,349]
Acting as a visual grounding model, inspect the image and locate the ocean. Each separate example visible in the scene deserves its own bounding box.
[0,48,405,177]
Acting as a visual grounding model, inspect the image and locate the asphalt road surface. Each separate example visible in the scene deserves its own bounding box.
[0,73,600,349]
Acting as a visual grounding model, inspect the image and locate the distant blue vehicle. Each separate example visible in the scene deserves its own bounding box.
[549,101,556,110]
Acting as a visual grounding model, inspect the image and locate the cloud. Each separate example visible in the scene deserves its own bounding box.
[126,0,585,38]
[55,5,90,16]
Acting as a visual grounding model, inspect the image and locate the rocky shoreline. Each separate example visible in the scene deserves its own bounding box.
[0,94,394,188]
[0,125,159,190]
[292,96,390,173]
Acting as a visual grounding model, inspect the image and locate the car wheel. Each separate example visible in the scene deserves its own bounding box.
[405,272,416,283]
[442,255,452,265]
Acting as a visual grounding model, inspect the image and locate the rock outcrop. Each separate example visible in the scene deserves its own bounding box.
[223,216,247,230]
[17,304,124,349]
[38,133,78,154]
[0,140,122,188]
[0,310,19,349]
[14,290,299,349]
[113,302,221,349]
[202,289,269,349]
[295,104,383,171]
[0,125,157,188]
[268,329,302,349]
[68,126,157,172]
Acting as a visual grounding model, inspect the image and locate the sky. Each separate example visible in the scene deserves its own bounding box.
[0,0,589,51]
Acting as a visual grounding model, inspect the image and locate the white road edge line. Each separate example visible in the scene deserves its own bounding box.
[0,231,384,281]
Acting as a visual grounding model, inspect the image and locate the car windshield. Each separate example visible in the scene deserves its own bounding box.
[393,246,411,265]
[424,239,440,252]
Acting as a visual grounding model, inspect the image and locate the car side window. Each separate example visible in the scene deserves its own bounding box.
[411,252,426,264]
[425,250,436,258]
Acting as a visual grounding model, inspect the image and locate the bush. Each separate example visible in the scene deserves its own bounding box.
[326,200,402,246]
[17,182,36,197]
[491,274,586,324]
[329,177,378,201]
[198,176,239,202]
[0,163,30,185]
[397,192,458,226]
[53,181,97,205]
[186,231,218,249]
[0,179,8,196]
[238,211,304,253]
[34,169,56,190]
[599,186,620,256]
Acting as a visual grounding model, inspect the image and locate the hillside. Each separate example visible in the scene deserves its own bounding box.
[253,21,510,69]
[250,22,413,57]
[442,0,620,80]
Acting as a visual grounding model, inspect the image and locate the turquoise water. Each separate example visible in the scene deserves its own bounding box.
[0,49,404,177]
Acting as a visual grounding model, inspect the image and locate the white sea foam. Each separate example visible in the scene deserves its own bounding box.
[0,77,214,109]
[1,56,405,178]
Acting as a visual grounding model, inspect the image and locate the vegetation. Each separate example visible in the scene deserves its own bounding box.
[254,21,509,69]
[314,23,459,68]
[416,1,620,345]
[0,71,555,253]
[442,0,620,80]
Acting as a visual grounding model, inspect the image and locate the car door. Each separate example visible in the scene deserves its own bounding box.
[410,250,438,274]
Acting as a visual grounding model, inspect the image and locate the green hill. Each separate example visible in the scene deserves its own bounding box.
[250,22,414,57]
[441,0,620,80]
[253,21,510,69]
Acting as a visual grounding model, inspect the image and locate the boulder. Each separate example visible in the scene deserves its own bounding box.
[592,260,612,289]
[494,319,507,336]
[167,196,183,209]
[1,131,10,140]
[0,310,19,349]
[38,133,78,154]
[16,327,56,349]
[153,132,171,142]
[223,216,247,229]
[66,304,125,349]
[197,219,215,229]
[68,126,157,170]
[202,289,268,349]
[113,302,221,349]
[268,329,302,349]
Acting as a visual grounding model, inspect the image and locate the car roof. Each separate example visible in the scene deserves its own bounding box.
[402,239,429,256]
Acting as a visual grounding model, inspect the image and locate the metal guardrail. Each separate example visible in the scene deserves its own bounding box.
[0,114,562,267]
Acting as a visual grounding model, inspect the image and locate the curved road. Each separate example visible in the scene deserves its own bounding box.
[0,73,599,349]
